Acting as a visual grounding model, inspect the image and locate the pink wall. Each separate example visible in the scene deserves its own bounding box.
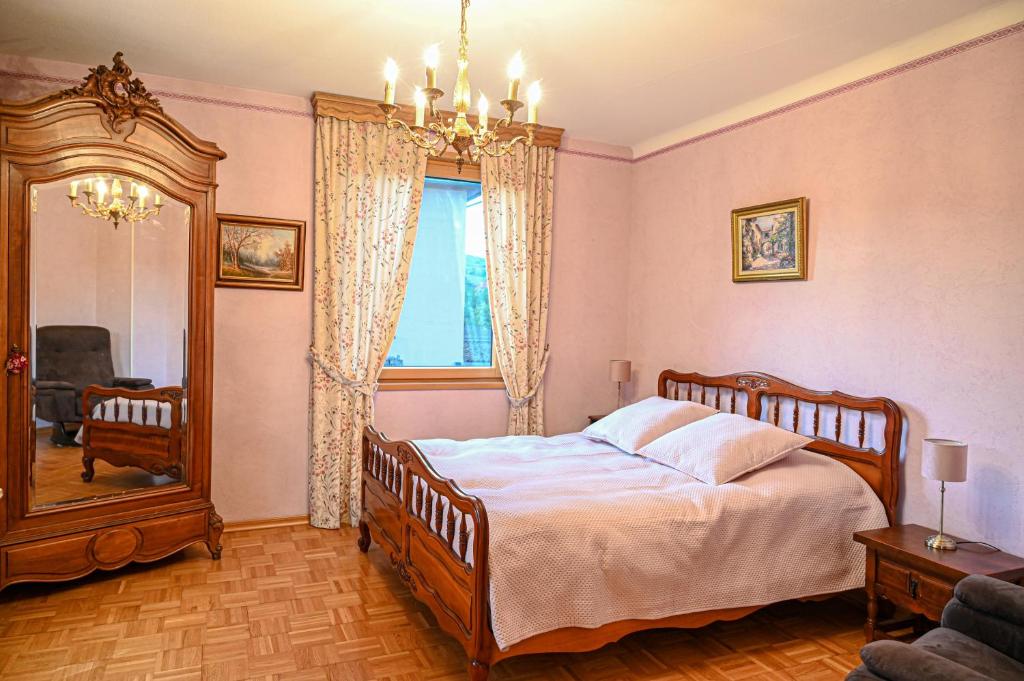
[626,32,1024,555]
[1,55,632,521]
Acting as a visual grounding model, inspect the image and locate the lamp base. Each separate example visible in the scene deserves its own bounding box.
[925,533,957,551]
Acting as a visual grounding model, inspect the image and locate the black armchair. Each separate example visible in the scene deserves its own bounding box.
[848,575,1024,681]
[32,325,154,444]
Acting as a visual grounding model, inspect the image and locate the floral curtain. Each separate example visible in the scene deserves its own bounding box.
[481,145,555,435]
[309,117,427,528]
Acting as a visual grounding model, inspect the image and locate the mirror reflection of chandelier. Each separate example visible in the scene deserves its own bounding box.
[66,175,163,229]
[378,0,543,171]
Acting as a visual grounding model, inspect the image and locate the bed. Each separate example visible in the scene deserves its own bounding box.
[77,385,186,481]
[358,370,904,680]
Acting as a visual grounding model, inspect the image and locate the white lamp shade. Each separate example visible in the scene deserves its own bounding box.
[921,438,968,482]
[609,360,631,383]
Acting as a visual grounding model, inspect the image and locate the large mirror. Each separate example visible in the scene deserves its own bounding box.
[29,173,191,509]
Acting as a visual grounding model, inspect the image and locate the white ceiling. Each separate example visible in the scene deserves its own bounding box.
[1,0,1021,153]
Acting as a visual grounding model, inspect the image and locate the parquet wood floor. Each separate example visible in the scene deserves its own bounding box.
[32,427,176,508]
[0,524,868,681]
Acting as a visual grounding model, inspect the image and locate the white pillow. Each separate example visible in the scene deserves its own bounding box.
[637,412,813,484]
[583,396,717,454]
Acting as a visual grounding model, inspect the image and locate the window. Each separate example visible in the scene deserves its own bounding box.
[379,161,502,390]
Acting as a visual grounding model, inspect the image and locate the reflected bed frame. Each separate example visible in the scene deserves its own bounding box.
[358,370,903,680]
[80,386,185,482]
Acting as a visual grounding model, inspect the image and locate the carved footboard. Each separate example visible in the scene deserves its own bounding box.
[360,427,492,679]
[81,386,185,481]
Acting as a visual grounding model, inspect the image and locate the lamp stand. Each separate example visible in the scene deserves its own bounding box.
[926,481,957,551]
[616,382,623,409]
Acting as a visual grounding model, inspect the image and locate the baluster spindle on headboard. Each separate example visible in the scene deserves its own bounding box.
[127,400,134,425]
[673,383,679,400]
[414,479,423,516]
[715,387,721,410]
[434,497,444,534]
[114,398,120,422]
[447,505,456,546]
[730,390,737,413]
[700,385,706,405]
[859,411,866,448]
[459,517,470,562]
[426,488,435,527]
[687,383,692,401]
[835,408,843,441]
[793,400,800,432]
[773,396,780,426]
[813,403,820,436]
[395,466,402,498]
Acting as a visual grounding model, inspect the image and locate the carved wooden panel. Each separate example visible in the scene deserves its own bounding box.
[0,509,212,587]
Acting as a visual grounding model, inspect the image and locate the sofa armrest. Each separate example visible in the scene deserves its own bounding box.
[845,664,885,681]
[952,574,1024,626]
[943,592,1024,662]
[859,640,993,681]
[33,380,76,391]
[112,377,154,389]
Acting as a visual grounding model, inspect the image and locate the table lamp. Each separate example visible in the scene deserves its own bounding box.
[609,360,631,409]
[921,438,968,551]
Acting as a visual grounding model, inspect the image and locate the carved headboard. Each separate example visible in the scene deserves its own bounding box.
[658,370,903,523]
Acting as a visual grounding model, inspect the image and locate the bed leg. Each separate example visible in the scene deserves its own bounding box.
[357,520,371,553]
[81,456,95,482]
[467,659,489,681]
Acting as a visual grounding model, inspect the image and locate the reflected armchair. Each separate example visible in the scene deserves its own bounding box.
[33,325,153,445]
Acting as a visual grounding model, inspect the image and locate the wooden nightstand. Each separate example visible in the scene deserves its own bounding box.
[854,524,1024,642]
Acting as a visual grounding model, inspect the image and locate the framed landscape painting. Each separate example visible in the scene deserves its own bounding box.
[216,214,305,290]
[731,197,807,282]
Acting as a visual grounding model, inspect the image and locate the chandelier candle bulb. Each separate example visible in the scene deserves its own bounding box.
[477,93,488,132]
[68,181,78,199]
[413,88,427,127]
[527,81,541,124]
[507,51,524,101]
[424,44,440,89]
[154,193,163,208]
[383,58,398,105]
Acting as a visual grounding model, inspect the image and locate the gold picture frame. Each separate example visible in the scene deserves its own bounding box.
[216,214,305,290]
[731,197,807,282]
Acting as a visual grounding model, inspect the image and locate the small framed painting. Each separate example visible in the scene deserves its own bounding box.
[732,197,808,282]
[216,214,305,290]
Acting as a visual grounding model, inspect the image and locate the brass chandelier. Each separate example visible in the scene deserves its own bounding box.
[67,176,163,229]
[379,0,542,171]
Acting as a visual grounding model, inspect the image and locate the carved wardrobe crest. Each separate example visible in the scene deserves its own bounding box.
[0,53,226,589]
[60,51,163,132]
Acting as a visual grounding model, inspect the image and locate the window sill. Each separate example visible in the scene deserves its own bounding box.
[378,378,505,391]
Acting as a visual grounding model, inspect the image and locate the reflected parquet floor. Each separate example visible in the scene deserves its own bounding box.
[0,524,867,680]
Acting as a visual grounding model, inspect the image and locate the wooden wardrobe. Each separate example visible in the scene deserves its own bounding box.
[0,53,223,589]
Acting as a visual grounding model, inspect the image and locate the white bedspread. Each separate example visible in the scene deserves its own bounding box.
[415,433,888,650]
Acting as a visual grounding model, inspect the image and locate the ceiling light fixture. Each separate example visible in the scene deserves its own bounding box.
[67,176,163,229]
[378,0,542,172]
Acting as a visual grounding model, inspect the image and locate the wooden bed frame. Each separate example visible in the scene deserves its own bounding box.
[358,370,904,680]
[80,386,185,482]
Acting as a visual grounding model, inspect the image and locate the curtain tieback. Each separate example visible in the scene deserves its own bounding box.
[308,347,378,397]
[506,346,550,408]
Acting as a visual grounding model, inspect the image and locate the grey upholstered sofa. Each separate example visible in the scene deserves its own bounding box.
[33,325,153,444]
[848,575,1024,681]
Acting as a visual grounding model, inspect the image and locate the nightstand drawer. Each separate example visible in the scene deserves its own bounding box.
[875,558,953,621]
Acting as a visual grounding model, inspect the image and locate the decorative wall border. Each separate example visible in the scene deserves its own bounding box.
[2,20,1020,159]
